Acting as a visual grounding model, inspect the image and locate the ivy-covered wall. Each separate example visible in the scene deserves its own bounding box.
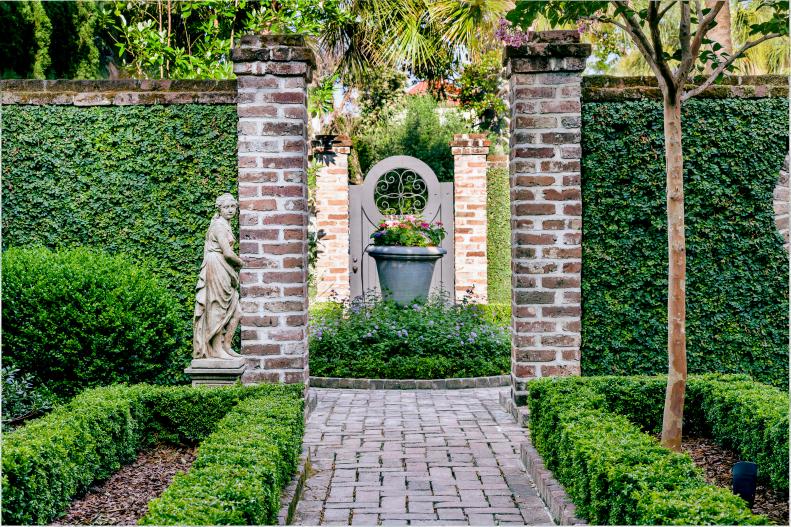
[486,162,510,305]
[2,104,238,337]
[581,98,789,388]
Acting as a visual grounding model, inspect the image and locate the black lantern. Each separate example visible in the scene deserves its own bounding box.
[732,461,758,508]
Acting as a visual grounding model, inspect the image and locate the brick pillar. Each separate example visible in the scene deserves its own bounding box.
[232,34,314,384]
[505,31,591,406]
[451,134,490,301]
[312,135,352,301]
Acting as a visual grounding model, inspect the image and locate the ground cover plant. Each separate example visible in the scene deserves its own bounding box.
[2,247,187,399]
[1,383,303,525]
[582,97,789,389]
[309,293,509,379]
[527,374,788,525]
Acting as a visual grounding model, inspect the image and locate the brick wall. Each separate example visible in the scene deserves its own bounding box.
[505,31,591,406]
[232,34,314,384]
[451,134,490,301]
[313,135,352,301]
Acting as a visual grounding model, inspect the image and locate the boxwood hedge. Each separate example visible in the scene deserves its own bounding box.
[582,98,789,388]
[1,383,303,525]
[527,374,788,525]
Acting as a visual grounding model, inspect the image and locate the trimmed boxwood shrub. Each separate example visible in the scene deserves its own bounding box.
[527,374,786,525]
[1,383,302,525]
[2,246,186,397]
[140,394,304,525]
[1,103,238,342]
[582,98,790,388]
[309,295,510,379]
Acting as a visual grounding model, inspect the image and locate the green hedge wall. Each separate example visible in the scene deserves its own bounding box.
[486,165,511,305]
[527,374,783,525]
[1,383,302,525]
[1,104,238,353]
[581,98,789,388]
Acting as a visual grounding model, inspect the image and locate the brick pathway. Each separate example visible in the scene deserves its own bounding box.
[292,388,553,526]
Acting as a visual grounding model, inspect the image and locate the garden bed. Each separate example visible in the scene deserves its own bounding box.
[54,444,196,525]
[524,374,789,525]
[309,297,510,379]
[2,383,304,526]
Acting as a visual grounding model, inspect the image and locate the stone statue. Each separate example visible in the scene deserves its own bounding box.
[193,193,244,360]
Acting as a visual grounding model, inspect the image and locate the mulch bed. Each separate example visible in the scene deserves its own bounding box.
[681,437,789,525]
[53,444,196,526]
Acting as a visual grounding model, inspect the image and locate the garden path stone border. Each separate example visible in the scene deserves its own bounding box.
[498,392,586,525]
[308,375,510,390]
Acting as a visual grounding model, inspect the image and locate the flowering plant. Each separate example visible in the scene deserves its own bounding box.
[370,215,446,247]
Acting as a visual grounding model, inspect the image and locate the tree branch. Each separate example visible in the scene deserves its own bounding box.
[612,0,667,87]
[648,1,676,90]
[682,32,783,100]
[658,0,677,21]
[675,0,724,83]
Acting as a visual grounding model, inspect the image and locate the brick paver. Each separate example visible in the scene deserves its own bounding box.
[291,388,553,526]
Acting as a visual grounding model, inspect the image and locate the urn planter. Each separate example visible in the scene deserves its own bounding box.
[366,245,446,305]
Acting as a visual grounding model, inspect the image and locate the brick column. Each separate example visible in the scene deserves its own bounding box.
[312,135,352,301]
[451,134,490,301]
[232,34,314,384]
[505,31,591,406]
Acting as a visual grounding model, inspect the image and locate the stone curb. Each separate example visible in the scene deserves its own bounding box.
[278,451,312,526]
[498,393,586,525]
[308,375,510,390]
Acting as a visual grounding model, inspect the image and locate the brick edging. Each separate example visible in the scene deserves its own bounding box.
[582,75,788,101]
[308,375,510,390]
[497,393,586,525]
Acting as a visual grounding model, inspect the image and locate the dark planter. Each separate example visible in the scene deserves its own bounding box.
[366,245,446,305]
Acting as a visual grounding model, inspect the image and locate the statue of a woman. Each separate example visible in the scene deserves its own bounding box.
[193,193,244,360]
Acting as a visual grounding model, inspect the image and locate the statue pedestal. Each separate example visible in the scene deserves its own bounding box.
[185,358,247,387]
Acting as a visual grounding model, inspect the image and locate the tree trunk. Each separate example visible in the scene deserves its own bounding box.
[660,93,687,452]
[704,0,733,74]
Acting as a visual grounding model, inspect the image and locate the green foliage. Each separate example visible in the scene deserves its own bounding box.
[581,98,790,388]
[486,165,511,304]
[1,383,302,525]
[559,374,790,492]
[458,50,508,134]
[2,247,186,398]
[2,103,238,362]
[474,303,511,327]
[0,367,59,432]
[527,375,772,525]
[355,95,472,182]
[141,392,304,525]
[309,293,509,379]
[371,216,446,247]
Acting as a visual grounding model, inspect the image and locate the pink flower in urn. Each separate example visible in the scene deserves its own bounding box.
[421,222,429,228]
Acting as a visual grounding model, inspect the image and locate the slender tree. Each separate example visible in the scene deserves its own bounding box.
[508,0,788,451]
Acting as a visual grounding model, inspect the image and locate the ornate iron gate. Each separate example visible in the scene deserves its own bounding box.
[349,156,454,300]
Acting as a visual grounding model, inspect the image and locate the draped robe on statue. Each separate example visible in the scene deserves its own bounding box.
[193,216,239,358]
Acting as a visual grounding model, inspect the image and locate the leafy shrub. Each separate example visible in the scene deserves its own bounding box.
[309,293,510,379]
[527,374,786,525]
[140,394,304,525]
[1,383,302,525]
[582,98,789,388]
[1,366,59,432]
[486,164,511,304]
[1,104,238,336]
[2,247,187,398]
[355,94,472,182]
[569,374,790,491]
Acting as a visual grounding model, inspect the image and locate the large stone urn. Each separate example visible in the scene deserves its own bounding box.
[366,246,446,305]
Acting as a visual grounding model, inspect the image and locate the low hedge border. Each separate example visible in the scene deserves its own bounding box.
[140,393,304,525]
[309,374,510,390]
[1,383,303,525]
[526,374,785,525]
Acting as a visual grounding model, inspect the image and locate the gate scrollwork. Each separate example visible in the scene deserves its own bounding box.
[374,169,428,216]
